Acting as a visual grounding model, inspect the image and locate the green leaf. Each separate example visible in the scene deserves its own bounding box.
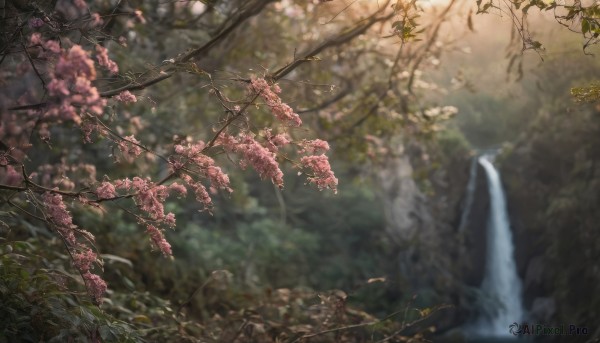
[582,19,590,34]
[99,254,133,267]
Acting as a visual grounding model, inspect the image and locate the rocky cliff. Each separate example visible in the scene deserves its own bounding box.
[374,136,494,332]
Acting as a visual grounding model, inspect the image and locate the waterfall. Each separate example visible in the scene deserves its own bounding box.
[470,154,525,338]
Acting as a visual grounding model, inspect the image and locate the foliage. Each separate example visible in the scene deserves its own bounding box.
[497,45,600,341]
[0,227,444,343]
[473,0,600,52]
[571,82,600,103]
[0,237,140,342]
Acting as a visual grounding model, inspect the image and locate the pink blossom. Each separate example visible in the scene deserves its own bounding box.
[3,165,23,186]
[83,272,107,303]
[30,33,42,45]
[73,248,97,273]
[218,132,284,187]
[43,40,61,55]
[58,178,75,191]
[74,0,87,9]
[272,133,291,147]
[42,192,77,245]
[129,116,144,130]
[80,120,100,142]
[90,13,103,27]
[115,177,132,190]
[96,181,116,199]
[95,45,119,74]
[216,133,239,151]
[263,129,290,152]
[117,135,143,159]
[249,77,302,127]
[168,182,187,197]
[300,155,338,193]
[239,134,284,187]
[180,173,213,211]
[192,181,212,209]
[45,45,106,126]
[146,225,172,257]
[114,90,137,104]
[164,213,176,227]
[47,79,70,97]
[174,141,232,192]
[300,139,329,155]
[131,177,171,220]
[55,45,96,79]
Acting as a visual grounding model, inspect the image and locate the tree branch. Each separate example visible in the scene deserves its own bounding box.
[272,9,395,81]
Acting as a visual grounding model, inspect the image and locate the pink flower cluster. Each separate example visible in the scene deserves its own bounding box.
[300,155,338,193]
[168,182,187,197]
[46,45,106,123]
[219,133,284,188]
[83,272,107,304]
[114,177,177,256]
[119,177,170,220]
[73,248,97,273]
[263,129,290,153]
[180,173,213,210]
[174,140,232,191]
[95,181,117,199]
[43,192,77,245]
[114,90,137,104]
[299,139,330,154]
[30,33,60,57]
[170,140,235,211]
[146,224,172,257]
[43,191,107,303]
[249,77,302,127]
[117,135,143,159]
[1,165,23,186]
[95,45,119,74]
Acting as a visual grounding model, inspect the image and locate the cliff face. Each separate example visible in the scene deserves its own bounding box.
[499,107,600,342]
[374,138,492,330]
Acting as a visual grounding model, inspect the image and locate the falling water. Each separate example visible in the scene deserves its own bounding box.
[471,154,525,338]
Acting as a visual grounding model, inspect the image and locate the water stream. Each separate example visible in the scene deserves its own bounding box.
[467,154,525,339]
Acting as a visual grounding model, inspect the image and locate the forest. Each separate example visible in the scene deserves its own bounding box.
[0,0,599,342]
